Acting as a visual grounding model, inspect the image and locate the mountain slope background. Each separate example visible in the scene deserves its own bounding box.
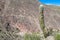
[0,0,60,40]
[44,5,60,30]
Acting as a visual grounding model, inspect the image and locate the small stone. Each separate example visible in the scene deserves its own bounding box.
[46,36,54,40]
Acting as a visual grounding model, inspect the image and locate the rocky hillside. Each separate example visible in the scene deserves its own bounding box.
[0,0,42,40]
[0,0,41,33]
[0,0,60,40]
[43,5,60,30]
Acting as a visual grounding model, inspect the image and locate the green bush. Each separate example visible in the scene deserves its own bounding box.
[24,33,41,40]
[55,33,60,40]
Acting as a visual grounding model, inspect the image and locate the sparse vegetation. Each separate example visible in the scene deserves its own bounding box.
[24,33,41,40]
[55,33,60,40]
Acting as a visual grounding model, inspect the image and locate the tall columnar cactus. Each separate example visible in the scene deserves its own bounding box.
[39,5,53,38]
[39,5,47,38]
[39,5,45,40]
[39,5,45,30]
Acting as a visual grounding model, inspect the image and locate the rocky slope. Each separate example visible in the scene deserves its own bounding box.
[0,0,42,40]
[0,0,60,40]
[44,5,60,31]
[0,0,41,33]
